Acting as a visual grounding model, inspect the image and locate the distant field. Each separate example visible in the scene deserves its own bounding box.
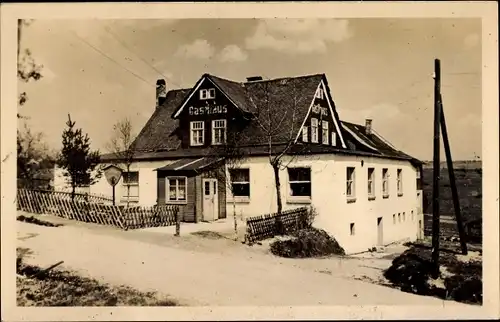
[422,161,482,238]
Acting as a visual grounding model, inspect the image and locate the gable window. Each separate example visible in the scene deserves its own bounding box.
[212,119,226,145]
[229,169,250,198]
[167,177,187,202]
[302,126,308,142]
[346,167,356,201]
[382,168,389,198]
[331,132,337,146]
[315,87,324,99]
[368,167,375,200]
[322,121,329,145]
[288,167,311,199]
[200,88,216,100]
[311,118,318,143]
[122,171,139,202]
[397,169,403,196]
[190,121,204,146]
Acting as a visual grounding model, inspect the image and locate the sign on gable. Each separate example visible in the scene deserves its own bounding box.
[189,104,228,116]
[311,104,328,116]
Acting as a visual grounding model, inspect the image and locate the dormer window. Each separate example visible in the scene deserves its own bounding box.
[311,118,318,143]
[331,132,337,146]
[322,121,329,145]
[212,119,226,145]
[200,88,216,100]
[315,88,324,99]
[190,121,204,146]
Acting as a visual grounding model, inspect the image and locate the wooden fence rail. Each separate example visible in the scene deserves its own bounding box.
[16,189,179,231]
[245,207,310,244]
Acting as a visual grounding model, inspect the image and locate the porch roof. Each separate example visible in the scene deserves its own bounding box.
[155,157,223,173]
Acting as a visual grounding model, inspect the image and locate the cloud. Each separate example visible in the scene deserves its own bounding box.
[217,45,248,62]
[175,39,215,60]
[464,33,480,49]
[245,19,353,54]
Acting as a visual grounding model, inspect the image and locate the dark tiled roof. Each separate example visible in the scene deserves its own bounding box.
[104,73,422,166]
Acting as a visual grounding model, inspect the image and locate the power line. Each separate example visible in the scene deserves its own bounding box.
[101,24,182,88]
[69,30,154,88]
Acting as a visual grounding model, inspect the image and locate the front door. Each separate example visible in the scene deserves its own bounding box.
[202,179,218,221]
[377,217,383,245]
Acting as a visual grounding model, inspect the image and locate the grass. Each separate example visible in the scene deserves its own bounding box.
[17,248,178,307]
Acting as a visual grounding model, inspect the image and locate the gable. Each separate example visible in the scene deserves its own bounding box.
[294,78,347,148]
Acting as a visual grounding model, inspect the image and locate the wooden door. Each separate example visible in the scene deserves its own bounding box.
[202,179,218,221]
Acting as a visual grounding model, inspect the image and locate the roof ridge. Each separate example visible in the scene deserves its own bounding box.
[243,73,325,84]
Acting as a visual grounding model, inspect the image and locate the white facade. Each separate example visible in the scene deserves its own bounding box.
[54,154,423,254]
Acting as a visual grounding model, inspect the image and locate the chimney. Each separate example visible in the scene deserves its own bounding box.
[246,76,263,82]
[365,119,372,135]
[156,79,167,108]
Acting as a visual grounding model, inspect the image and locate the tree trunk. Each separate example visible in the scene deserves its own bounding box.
[71,182,76,202]
[272,163,283,214]
[233,198,238,241]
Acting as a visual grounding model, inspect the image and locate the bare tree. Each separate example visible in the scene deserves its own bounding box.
[106,118,136,208]
[206,140,248,241]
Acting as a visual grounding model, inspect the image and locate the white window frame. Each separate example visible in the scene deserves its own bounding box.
[311,118,318,143]
[346,167,356,202]
[122,171,139,202]
[397,169,403,196]
[302,126,308,142]
[166,176,187,203]
[190,121,204,146]
[368,167,375,200]
[315,88,324,99]
[322,121,329,145]
[287,167,312,203]
[199,88,216,100]
[212,119,226,145]
[382,168,389,198]
[331,132,337,146]
[229,168,250,200]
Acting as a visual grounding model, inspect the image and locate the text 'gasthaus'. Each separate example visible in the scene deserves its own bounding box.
[189,105,228,115]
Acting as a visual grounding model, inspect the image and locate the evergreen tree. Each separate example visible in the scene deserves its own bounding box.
[57,114,101,199]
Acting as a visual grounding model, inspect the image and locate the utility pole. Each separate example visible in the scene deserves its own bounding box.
[431,58,441,278]
[439,95,468,255]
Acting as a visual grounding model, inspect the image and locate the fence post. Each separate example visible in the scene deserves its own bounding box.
[175,208,180,236]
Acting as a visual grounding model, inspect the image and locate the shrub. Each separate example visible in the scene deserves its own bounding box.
[17,215,62,227]
[383,251,434,295]
[270,227,345,258]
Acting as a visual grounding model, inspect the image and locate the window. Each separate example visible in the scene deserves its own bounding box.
[167,177,187,202]
[212,119,226,145]
[311,118,318,143]
[322,121,329,145]
[229,169,250,198]
[315,88,324,99]
[346,167,356,200]
[403,212,406,222]
[350,223,355,236]
[393,214,396,224]
[368,168,375,199]
[382,168,389,197]
[190,121,204,146]
[331,132,337,146]
[411,210,414,221]
[122,171,139,200]
[397,169,403,196]
[398,213,401,223]
[288,167,311,198]
[302,126,308,142]
[200,88,215,100]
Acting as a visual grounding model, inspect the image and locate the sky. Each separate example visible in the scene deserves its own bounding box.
[18,18,482,161]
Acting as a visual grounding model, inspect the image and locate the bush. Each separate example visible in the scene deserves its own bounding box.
[383,251,434,295]
[270,227,345,258]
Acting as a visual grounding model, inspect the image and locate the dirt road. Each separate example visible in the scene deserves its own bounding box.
[17,220,468,307]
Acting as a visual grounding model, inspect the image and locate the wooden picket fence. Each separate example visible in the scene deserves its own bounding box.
[16,189,179,231]
[245,207,310,244]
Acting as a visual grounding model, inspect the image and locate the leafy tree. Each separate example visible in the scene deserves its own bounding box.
[17,123,55,189]
[106,118,136,208]
[57,114,101,199]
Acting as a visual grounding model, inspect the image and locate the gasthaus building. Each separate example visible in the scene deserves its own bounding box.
[55,73,425,254]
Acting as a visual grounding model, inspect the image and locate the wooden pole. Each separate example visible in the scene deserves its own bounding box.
[431,58,442,278]
[439,94,468,255]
